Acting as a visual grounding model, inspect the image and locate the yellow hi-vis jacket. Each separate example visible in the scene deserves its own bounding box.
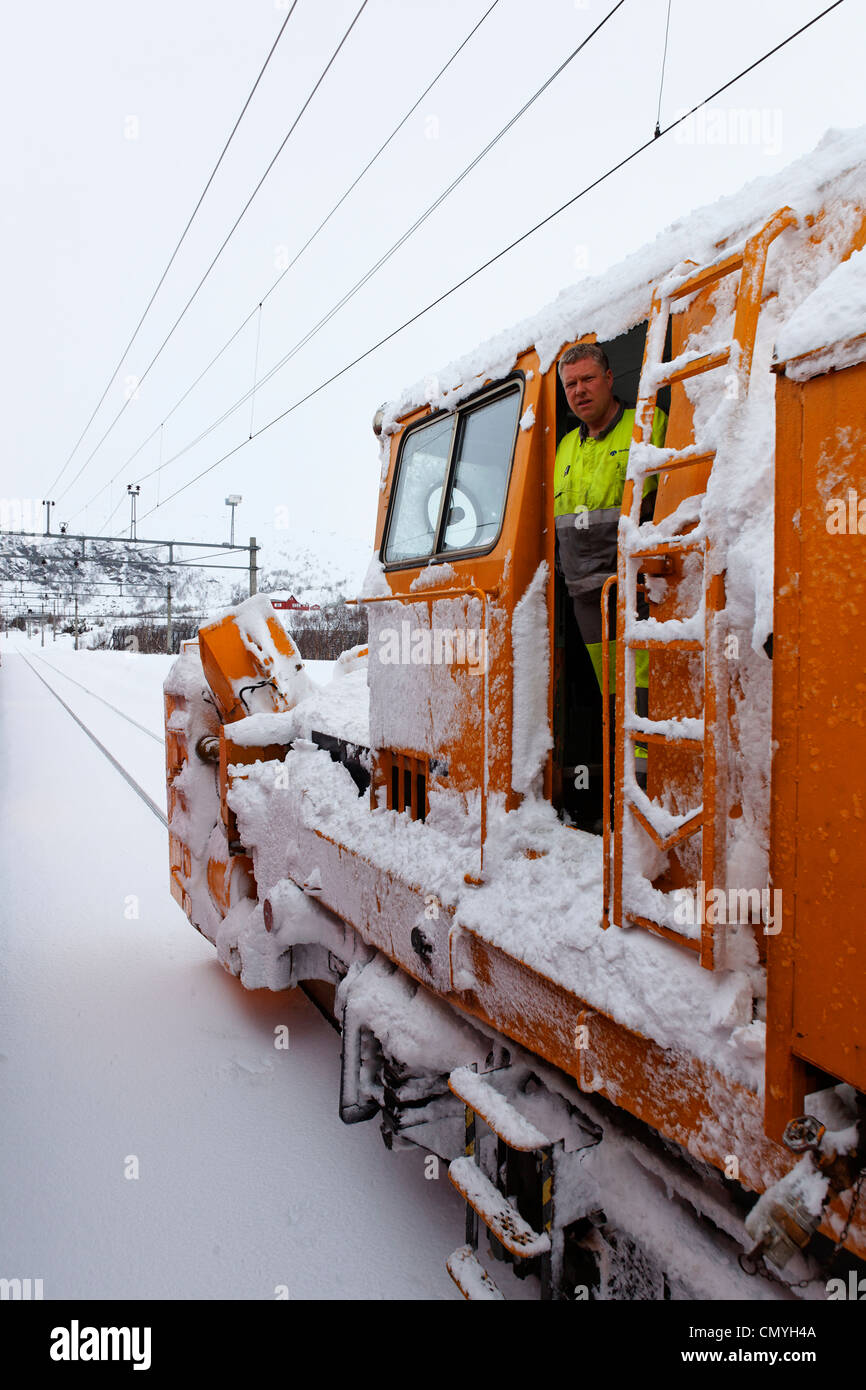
[554,403,667,596]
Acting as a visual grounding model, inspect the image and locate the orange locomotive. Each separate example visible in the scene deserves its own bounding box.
[165,130,866,1299]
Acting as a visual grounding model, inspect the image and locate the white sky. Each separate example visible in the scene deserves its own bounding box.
[1,0,863,584]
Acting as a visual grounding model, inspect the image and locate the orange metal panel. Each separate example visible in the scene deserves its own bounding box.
[219,733,290,834]
[769,360,866,1129]
[369,349,548,813]
[574,1008,787,1194]
[766,371,807,1139]
[205,843,255,920]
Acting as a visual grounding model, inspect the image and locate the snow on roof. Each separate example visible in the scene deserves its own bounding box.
[774,243,866,379]
[382,125,866,429]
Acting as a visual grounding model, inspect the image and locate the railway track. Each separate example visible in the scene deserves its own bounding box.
[27,650,164,743]
[17,648,168,828]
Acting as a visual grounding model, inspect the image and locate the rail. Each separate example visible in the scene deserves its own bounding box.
[18,649,168,827]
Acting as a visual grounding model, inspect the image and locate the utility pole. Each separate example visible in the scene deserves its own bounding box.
[53,597,57,641]
[40,599,45,647]
[166,582,173,655]
[41,500,55,535]
[74,596,79,651]
[249,536,257,596]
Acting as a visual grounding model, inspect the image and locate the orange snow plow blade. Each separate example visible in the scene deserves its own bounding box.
[198,596,309,724]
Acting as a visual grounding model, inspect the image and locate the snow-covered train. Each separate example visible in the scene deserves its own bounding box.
[164,128,866,1300]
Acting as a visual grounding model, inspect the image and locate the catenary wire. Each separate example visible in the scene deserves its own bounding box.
[249,304,264,437]
[63,0,500,527]
[45,4,299,500]
[138,0,846,523]
[654,0,674,137]
[54,0,371,511]
[69,310,261,528]
[107,0,631,525]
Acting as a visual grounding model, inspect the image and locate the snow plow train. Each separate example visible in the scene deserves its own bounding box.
[164,132,866,1301]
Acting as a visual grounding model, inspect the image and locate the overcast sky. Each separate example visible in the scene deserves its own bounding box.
[1,0,863,583]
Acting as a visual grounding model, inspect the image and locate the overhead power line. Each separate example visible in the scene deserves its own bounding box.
[66,0,503,530]
[138,0,846,524]
[69,314,260,539]
[109,0,631,525]
[654,0,674,138]
[45,3,300,500]
[54,0,371,511]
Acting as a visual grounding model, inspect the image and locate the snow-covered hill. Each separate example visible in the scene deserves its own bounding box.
[0,526,374,624]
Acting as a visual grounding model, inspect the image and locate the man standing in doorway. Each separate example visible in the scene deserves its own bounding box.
[554,343,667,802]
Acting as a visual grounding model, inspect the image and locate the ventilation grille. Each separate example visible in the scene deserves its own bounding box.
[380,750,428,822]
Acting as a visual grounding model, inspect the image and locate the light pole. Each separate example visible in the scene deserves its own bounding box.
[127,484,141,540]
[225,494,242,548]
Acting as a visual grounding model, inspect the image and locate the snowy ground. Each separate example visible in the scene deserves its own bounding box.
[0,637,520,1300]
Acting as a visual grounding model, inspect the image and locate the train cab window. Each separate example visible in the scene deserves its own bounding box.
[383,414,453,564]
[440,390,521,553]
[383,384,521,566]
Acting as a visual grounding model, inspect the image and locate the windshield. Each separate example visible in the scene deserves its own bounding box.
[382,384,521,565]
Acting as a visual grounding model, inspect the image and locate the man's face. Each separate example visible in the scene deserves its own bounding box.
[560,358,614,429]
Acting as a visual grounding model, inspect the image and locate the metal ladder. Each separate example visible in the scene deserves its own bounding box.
[608,206,797,969]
